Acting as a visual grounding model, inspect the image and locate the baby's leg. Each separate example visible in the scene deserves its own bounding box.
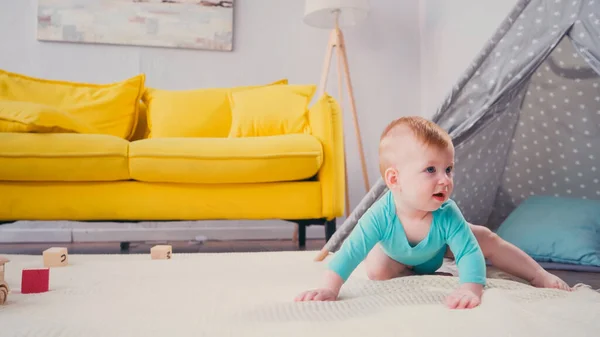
[365,244,411,280]
[450,223,570,290]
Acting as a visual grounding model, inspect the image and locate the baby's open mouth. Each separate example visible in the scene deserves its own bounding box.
[433,192,445,199]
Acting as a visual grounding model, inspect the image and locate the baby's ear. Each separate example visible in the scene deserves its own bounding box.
[384,167,399,188]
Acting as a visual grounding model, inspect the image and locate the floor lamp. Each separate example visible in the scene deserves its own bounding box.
[292,0,371,243]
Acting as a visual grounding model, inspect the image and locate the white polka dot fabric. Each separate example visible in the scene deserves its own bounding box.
[436,0,600,228]
[488,36,600,228]
[434,0,600,228]
[452,98,521,226]
[324,0,600,254]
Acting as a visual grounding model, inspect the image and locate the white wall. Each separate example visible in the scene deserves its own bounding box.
[0,0,420,240]
[419,0,519,117]
[0,0,525,241]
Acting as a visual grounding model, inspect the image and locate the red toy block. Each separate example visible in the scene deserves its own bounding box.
[21,268,49,294]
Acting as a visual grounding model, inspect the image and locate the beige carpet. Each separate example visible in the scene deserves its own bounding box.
[0,250,599,337]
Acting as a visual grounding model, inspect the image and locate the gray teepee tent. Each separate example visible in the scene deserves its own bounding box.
[318,0,600,260]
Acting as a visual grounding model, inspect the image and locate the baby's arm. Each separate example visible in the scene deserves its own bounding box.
[295,204,385,301]
[443,201,486,309]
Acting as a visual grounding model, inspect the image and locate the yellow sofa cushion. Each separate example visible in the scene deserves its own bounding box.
[129,134,323,184]
[0,181,323,221]
[228,84,316,138]
[0,68,145,140]
[0,100,98,134]
[129,100,150,141]
[0,133,130,181]
[142,79,287,138]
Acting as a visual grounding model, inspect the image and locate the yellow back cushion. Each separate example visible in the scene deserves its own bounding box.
[0,100,98,134]
[0,69,145,139]
[143,79,288,138]
[228,84,316,137]
[130,100,150,141]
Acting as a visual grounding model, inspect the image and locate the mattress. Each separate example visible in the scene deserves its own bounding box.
[0,250,599,337]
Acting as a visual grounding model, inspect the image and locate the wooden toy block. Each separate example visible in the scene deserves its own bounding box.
[43,247,68,267]
[0,256,10,305]
[21,268,49,294]
[151,245,172,260]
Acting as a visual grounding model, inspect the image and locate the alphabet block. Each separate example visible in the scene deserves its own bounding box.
[151,245,172,260]
[21,268,49,294]
[43,247,68,267]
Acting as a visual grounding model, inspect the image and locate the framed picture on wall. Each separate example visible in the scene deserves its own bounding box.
[36,0,234,51]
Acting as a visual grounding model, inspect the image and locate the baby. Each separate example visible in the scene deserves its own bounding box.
[295,116,570,309]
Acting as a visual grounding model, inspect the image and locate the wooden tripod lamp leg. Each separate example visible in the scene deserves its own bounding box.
[298,26,371,252]
[335,30,351,218]
[314,28,371,261]
[319,30,337,96]
[336,28,370,193]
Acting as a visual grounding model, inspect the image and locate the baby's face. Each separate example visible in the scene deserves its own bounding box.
[389,135,455,212]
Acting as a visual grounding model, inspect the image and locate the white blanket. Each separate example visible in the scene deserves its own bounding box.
[0,251,599,337]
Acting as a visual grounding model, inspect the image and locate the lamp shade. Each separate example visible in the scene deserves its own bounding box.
[303,0,370,29]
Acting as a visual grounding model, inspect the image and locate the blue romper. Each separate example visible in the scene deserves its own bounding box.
[328,191,487,285]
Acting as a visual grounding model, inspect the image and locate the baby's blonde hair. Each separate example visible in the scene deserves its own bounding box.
[378,116,452,178]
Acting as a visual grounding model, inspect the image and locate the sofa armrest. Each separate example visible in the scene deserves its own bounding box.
[308,94,345,219]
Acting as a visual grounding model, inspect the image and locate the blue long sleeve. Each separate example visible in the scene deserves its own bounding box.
[443,201,487,285]
[328,201,386,281]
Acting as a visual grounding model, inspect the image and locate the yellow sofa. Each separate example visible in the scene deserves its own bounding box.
[0,69,346,247]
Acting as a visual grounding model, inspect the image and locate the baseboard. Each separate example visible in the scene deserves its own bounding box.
[0,219,328,243]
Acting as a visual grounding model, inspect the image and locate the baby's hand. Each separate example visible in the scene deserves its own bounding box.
[294,288,337,302]
[445,283,483,309]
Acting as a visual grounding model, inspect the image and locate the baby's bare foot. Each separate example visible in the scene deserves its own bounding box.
[530,269,571,291]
